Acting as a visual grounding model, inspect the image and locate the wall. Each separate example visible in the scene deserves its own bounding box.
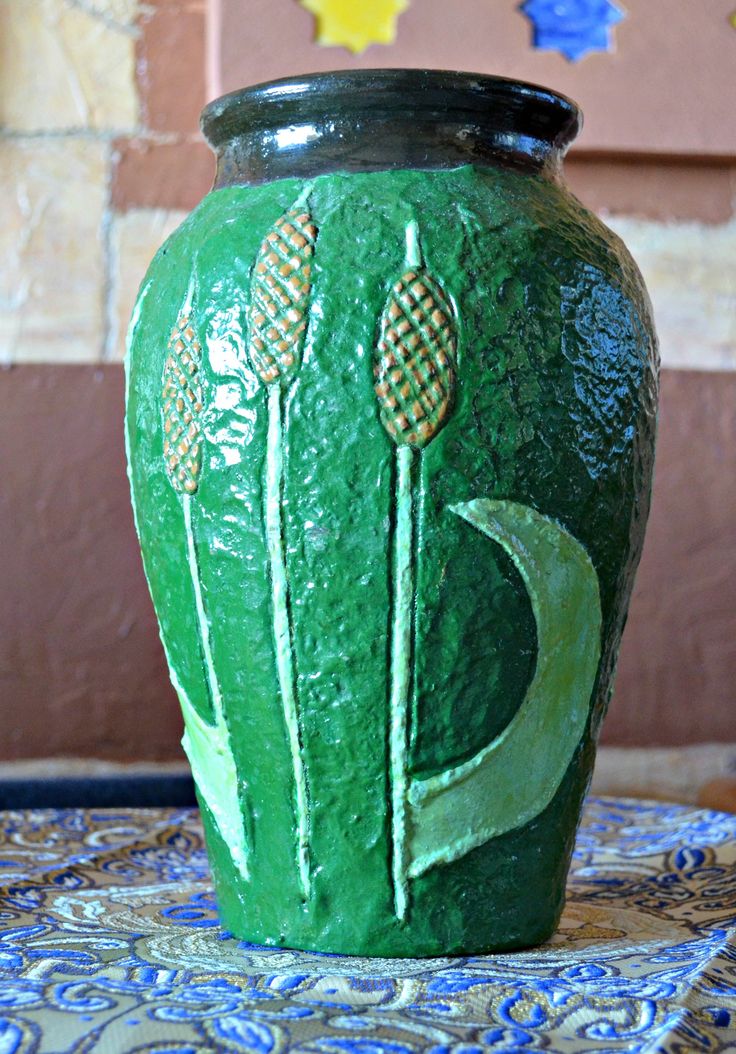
[0,0,207,760]
[1,1,735,800]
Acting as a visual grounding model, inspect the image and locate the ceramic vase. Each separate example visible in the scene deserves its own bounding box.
[125,70,659,956]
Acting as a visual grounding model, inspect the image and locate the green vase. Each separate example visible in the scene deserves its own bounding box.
[125,70,658,956]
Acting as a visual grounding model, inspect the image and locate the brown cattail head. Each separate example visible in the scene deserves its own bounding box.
[162,310,204,495]
[248,208,318,387]
[374,269,457,449]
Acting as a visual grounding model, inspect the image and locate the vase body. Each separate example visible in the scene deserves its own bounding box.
[125,71,658,956]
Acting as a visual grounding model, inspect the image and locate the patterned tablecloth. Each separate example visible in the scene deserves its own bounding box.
[1,797,734,1054]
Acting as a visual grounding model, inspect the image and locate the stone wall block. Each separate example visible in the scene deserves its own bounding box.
[0,139,108,364]
[607,216,736,371]
[0,0,138,133]
[109,207,188,360]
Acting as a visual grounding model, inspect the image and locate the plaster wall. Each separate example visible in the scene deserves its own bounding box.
[0,0,734,776]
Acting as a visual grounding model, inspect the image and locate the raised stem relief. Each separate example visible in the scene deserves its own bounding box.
[389,444,414,921]
[374,221,458,920]
[162,310,250,880]
[265,382,310,897]
[249,204,318,899]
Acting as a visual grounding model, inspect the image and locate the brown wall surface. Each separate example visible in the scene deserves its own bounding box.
[0,366,733,761]
[604,370,736,745]
[0,367,181,761]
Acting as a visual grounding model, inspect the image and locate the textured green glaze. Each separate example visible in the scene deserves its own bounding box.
[125,163,658,956]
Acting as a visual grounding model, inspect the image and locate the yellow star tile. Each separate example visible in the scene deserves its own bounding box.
[300,0,410,53]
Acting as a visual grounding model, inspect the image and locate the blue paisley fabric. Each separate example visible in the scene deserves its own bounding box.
[0,797,734,1053]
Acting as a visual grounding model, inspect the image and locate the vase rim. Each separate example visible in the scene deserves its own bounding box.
[201,68,582,155]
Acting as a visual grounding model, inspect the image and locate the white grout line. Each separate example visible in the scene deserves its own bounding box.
[101,142,117,362]
[205,0,224,103]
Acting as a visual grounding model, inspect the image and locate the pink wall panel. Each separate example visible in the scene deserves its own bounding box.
[213,0,736,156]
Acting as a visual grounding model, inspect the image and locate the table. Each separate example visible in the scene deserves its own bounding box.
[1,797,734,1053]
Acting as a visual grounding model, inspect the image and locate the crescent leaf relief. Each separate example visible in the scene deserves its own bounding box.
[406,498,602,881]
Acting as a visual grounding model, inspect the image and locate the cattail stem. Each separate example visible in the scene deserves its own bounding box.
[265,383,311,898]
[293,182,313,209]
[162,307,252,879]
[405,219,421,269]
[388,220,422,922]
[375,220,457,920]
[389,443,415,921]
[183,493,224,726]
[249,200,317,897]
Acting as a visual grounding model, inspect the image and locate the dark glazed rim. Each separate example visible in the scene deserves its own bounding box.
[201,68,582,154]
[200,70,582,186]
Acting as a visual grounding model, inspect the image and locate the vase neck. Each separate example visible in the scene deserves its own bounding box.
[200,69,581,188]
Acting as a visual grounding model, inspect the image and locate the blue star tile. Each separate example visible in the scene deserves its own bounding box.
[520,0,625,62]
